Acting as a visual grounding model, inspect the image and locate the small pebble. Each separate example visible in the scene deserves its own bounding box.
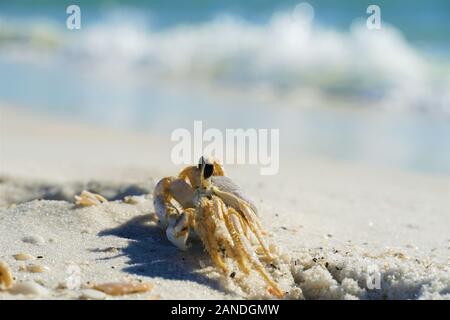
[9,281,50,296]
[22,235,45,245]
[20,264,49,273]
[94,282,153,296]
[0,260,14,290]
[393,252,407,259]
[124,195,146,204]
[57,279,78,290]
[13,253,35,261]
[74,190,107,207]
[80,289,107,300]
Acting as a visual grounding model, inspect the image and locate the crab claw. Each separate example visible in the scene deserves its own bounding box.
[166,212,190,250]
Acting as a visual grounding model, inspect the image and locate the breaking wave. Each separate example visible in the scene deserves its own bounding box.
[0,9,449,114]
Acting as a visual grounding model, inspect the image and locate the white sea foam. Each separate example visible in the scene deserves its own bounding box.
[0,10,449,114]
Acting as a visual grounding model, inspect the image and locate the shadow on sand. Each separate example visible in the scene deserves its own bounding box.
[98,214,226,292]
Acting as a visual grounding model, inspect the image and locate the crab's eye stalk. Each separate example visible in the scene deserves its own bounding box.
[203,163,214,179]
[198,156,214,180]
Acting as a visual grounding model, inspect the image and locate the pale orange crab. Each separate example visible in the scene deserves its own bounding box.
[153,156,284,298]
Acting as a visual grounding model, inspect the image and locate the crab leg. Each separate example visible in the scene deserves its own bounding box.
[238,202,274,261]
[212,187,274,261]
[211,186,263,231]
[227,208,284,298]
[195,200,229,274]
[212,198,251,275]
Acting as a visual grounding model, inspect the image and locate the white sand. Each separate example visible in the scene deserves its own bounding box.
[1,106,449,299]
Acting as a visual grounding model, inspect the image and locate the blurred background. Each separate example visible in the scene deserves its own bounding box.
[0,0,449,175]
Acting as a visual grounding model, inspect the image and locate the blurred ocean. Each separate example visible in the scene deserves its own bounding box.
[0,1,449,174]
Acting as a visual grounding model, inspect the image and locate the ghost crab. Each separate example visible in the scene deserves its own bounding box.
[153,156,284,298]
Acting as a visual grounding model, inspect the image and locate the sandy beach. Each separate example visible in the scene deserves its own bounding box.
[1,106,449,300]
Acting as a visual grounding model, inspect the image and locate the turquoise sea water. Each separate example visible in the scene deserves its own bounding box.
[1,1,449,48]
